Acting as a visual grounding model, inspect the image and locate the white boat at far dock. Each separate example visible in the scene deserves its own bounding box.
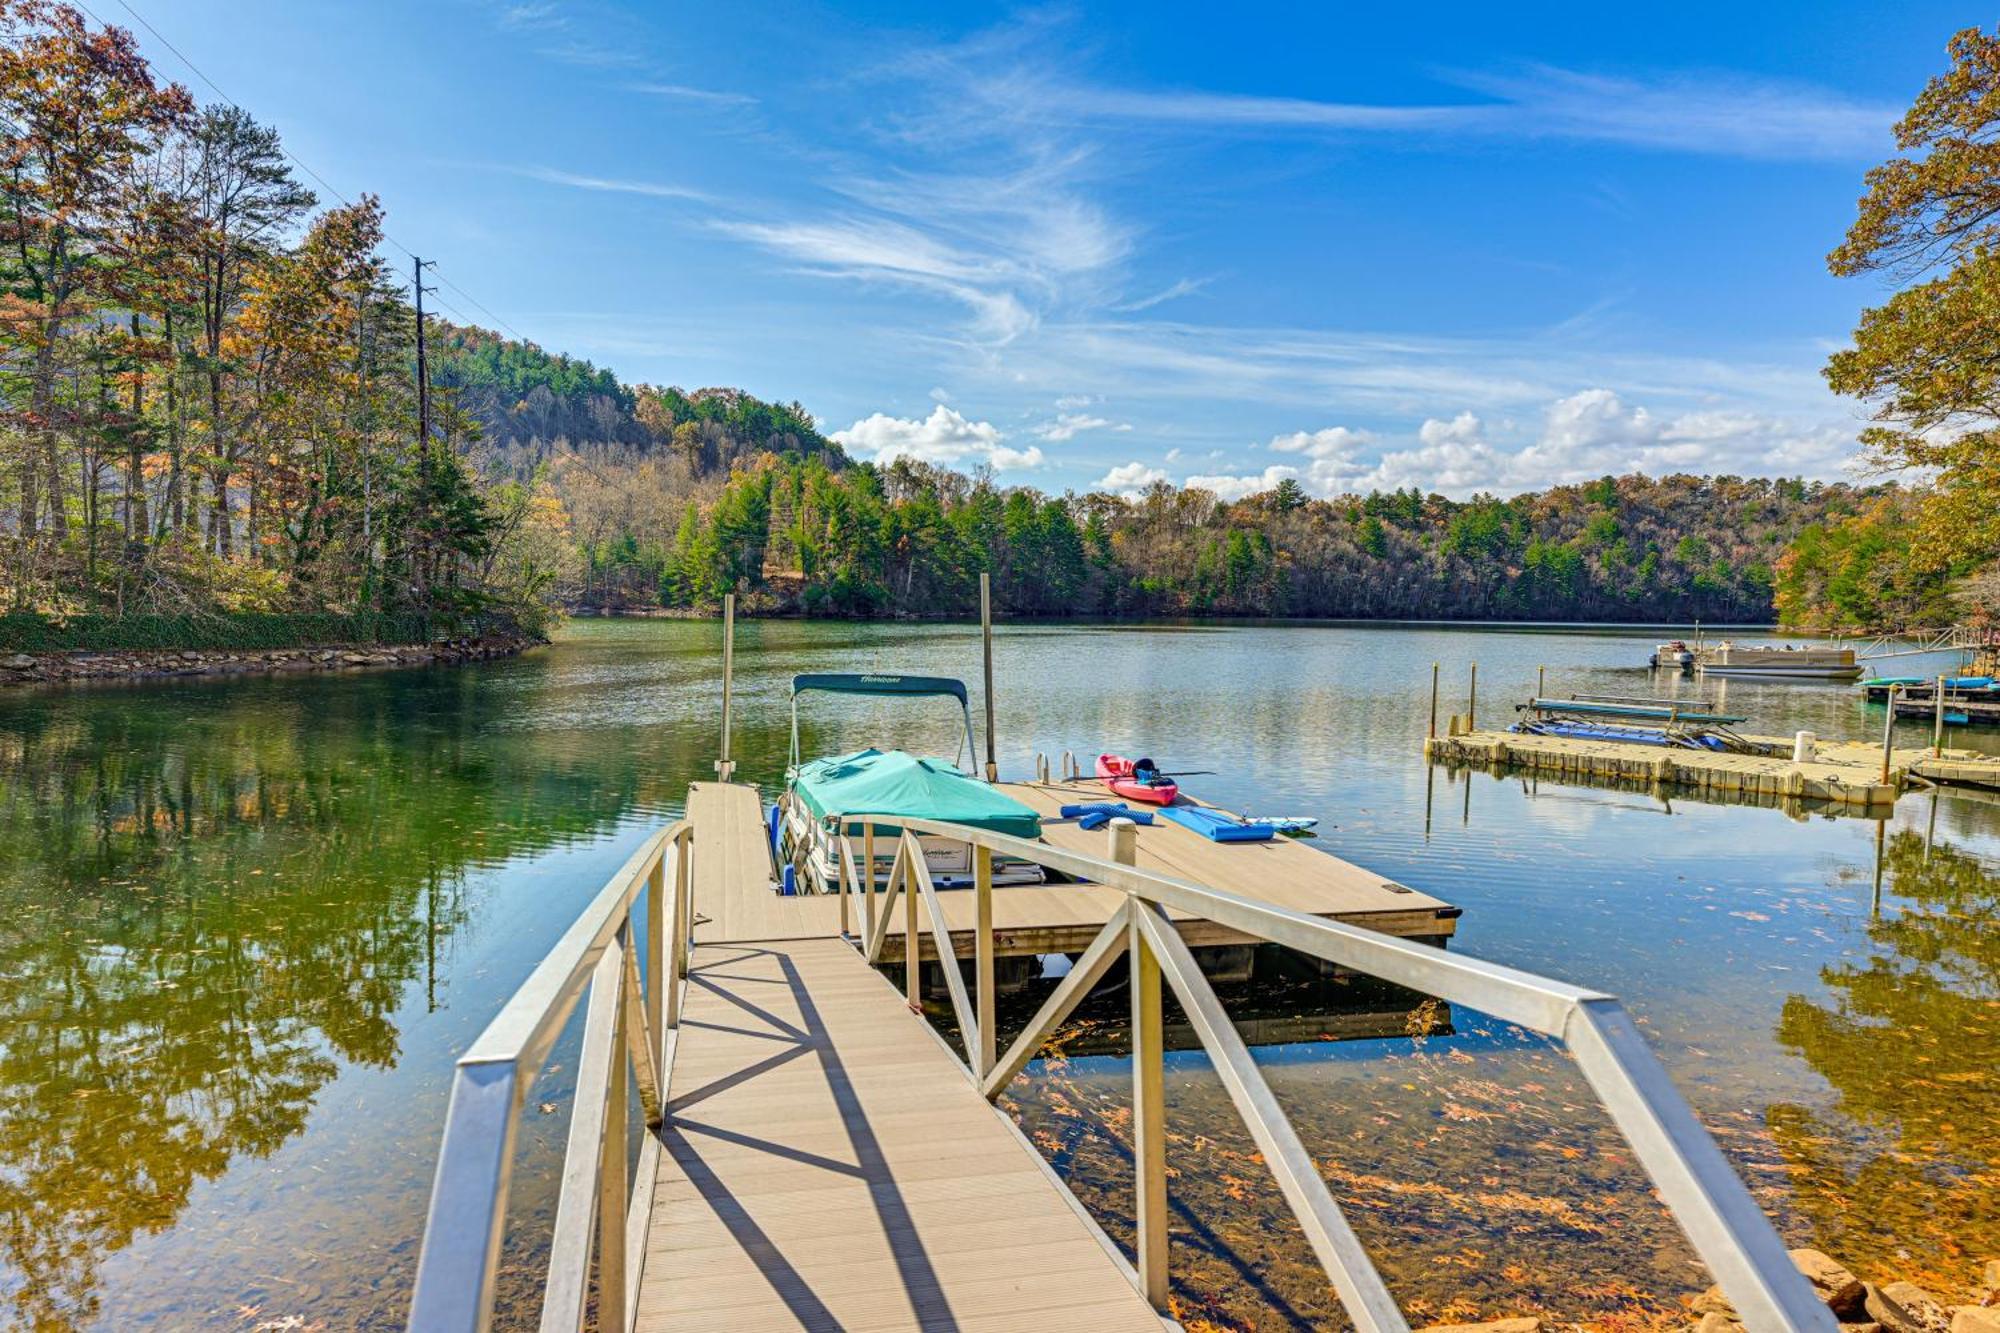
[1696,641,1862,680]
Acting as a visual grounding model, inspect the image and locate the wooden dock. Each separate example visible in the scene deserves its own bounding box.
[413,769,1843,1333]
[637,935,1161,1331]
[1425,726,2000,808]
[687,779,1459,958]
[631,779,1465,1330]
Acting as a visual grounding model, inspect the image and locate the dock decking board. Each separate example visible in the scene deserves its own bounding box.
[690,777,1457,955]
[634,934,1162,1332]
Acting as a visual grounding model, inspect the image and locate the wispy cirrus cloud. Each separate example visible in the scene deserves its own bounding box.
[1040,69,1892,160]
[913,18,1893,163]
[496,2,564,32]
[509,165,712,202]
[629,82,758,107]
[1449,65,1894,161]
[1113,276,1211,313]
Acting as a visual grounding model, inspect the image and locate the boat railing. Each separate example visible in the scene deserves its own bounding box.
[830,814,1835,1333]
[406,819,694,1333]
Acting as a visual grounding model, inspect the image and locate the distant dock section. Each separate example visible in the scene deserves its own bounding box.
[1426,723,2000,808]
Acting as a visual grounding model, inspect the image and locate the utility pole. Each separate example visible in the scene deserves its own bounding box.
[413,256,436,462]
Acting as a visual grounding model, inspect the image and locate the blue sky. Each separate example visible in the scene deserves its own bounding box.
[128,0,1982,498]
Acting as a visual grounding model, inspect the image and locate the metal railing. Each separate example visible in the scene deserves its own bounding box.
[406,820,695,1333]
[830,813,1836,1333]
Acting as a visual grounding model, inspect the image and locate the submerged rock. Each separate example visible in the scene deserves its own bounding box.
[1866,1282,1951,1333]
[1792,1249,1867,1318]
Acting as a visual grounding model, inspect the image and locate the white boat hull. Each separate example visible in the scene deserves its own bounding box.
[1697,664,1862,680]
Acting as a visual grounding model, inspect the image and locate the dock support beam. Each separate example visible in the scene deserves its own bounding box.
[1934,675,1946,755]
[904,848,920,1011]
[981,572,998,782]
[1880,685,1897,784]
[1109,816,1167,1306]
[974,845,996,1079]
[1427,661,1439,740]
[716,593,736,782]
[1468,662,1477,730]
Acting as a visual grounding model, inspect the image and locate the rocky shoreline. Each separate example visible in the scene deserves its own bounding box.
[1416,1251,2000,1333]
[0,631,543,687]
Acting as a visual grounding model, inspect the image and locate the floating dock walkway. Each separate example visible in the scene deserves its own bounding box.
[412,780,1846,1333]
[1426,725,2000,808]
[641,933,1161,1331]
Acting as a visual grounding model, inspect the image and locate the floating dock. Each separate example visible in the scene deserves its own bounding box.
[1425,725,2000,808]
[689,779,1460,958]
[651,780,1453,1331]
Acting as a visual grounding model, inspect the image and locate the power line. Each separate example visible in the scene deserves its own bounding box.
[82,0,535,345]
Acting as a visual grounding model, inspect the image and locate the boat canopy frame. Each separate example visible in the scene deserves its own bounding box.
[789,673,980,775]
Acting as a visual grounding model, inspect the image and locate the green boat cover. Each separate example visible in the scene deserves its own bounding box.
[791,748,1042,839]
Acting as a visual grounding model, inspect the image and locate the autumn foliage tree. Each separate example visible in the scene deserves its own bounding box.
[0,2,572,633]
[1820,25,2000,620]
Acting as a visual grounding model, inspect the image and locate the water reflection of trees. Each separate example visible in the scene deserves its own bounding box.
[0,681,663,1329]
[1773,830,2000,1293]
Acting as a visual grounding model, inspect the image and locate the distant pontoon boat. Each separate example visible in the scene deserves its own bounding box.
[1695,642,1862,680]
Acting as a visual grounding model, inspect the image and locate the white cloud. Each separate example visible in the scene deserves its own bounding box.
[1094,461,1169,496]
[628,82,758,107]
[1183,465,1300,501]
[1266,391,1859,500]
[832,405,1044,471]
[497,2,563,31]
[1164,447,1182,463]
[1113,276,1211,312]
[1035,64,1890,162]
[1453,65,1892,162]
[714,216,1039,342]
[929,386,952,403]
[512,166,710,202]
[1032,412,1128,441]
[1054,393,1094,410]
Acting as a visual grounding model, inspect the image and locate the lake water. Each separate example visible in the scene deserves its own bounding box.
[0,619,1993,1330]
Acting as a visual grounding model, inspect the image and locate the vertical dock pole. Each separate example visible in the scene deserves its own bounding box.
[981,572,998,782]
[862,825,877,944]
[974,846,995,1079]
[1428,661,1439,739]
[716,593,736,781]
[1468,662,1478,730]
[904,844,920,1011]
[1537,664,1546,699]
[1110,818,1166,1307]
[1880,686,1897,784]
[1934,675,1946,755]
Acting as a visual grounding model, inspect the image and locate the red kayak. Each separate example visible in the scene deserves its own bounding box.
[1095,754,1179,806]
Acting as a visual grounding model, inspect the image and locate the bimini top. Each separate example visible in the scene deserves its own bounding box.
[791,748,1040,839]
[791,673,968,703]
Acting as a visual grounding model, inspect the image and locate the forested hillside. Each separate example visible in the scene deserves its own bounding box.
[420,330,1872,624]
[579,451,1878,622]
